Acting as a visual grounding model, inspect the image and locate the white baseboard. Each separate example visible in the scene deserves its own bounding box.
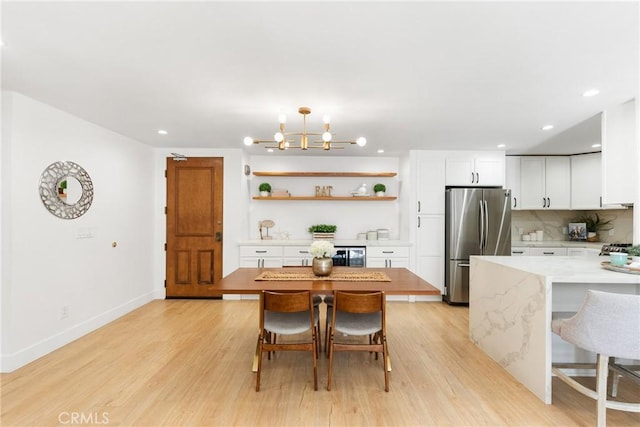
[1,292,156,373]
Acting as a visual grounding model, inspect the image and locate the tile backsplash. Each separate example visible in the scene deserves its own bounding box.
[511,208,633,243]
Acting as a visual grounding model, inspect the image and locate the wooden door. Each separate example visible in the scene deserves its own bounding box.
[166,157,224,297]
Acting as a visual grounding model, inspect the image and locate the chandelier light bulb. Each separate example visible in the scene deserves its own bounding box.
[322,115,331,124]
[243,136,254,146]
[322,131,332,142]
[278,114,287,124]
[274,132,284,142]
[356,137,367,147]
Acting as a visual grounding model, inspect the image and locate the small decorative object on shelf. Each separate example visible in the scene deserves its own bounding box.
[308,224,337,241]
[258,182,271,197]
[353,183,369,197]
[571,213,613,242]
[309,240,336,276]
[373,183,386,197]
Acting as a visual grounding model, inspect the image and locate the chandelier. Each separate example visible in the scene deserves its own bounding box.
[243,107,366,151]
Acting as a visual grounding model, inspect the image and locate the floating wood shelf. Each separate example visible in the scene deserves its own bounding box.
[252,171,397,177]
[252,196,397,201]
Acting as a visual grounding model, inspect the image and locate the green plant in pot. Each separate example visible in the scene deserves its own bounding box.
[258,182,271,196]
[572,213,613,242]
[308,224,337,240]
[628,245,640,264]
[373,183,386,196]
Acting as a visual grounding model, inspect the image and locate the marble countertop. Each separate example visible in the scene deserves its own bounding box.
[511,241,606,249]
[472,255,640,284]
[238,239,412,247]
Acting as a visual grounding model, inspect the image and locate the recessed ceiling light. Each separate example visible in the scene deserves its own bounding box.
[592,143,602,148]
[582,89,600,97]
[377,149,384,154]
[497,144,506,148]
[157,129,168,135]
[541,125,554,131]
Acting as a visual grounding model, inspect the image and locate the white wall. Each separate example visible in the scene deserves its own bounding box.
[1,92,156,372]
[246,155,402,241]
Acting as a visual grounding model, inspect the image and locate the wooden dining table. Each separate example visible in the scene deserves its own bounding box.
[214,266,441,295]
[214,266,440,372]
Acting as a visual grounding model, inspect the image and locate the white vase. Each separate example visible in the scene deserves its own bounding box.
[260,191,270,197]
[376,191,385,197]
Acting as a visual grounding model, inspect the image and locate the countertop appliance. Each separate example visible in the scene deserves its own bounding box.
[599,243,632,256]
[445,188,512,304]
[332,246,366,267]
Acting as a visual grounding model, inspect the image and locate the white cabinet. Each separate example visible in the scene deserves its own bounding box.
[445,152,505,187]
[416,151,446,214]
[602,100,637,205]
[239,246,283,268]
[416,214,444,292]
[367,246,410,268]
[520,156,571,209]
[567,248,601,257]
[282,246,313,267]
[528,247,568,256]
[505,156,521,210]
[571,153,602,209]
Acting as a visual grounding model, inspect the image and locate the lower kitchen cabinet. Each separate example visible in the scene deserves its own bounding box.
[566,248,601,257]
[239,245,284,268]
[282,246,313,266]
[416,214,445,292]
[366,246,410,268]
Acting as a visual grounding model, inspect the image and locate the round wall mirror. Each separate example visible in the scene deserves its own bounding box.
[39,161,94,219]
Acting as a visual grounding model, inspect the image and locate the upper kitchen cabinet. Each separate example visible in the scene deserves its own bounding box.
[415,151,446,214]
[505,156,521,210]
[601,99,637,205]
[444,152,505,187]
[571,153,602,209]
[519,156,571,209]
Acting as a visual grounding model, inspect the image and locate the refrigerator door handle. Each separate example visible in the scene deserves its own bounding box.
[483,200,489,249]
[479,200,484,249]
[459,263,470,268]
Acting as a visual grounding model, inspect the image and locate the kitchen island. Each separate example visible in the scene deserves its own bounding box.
[469,256,640,404]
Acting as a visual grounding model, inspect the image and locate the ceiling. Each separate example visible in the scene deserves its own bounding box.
[1,1,638,157]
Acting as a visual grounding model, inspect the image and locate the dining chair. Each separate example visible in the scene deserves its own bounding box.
[327,291,389,391]
[551,290,640,426]
[256,290,318,391]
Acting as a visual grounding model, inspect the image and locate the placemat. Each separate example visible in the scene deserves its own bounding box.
[255,270,391,282]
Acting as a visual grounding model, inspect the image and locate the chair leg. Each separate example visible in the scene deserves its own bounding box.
[327,330,334,390]
[312,327,318,390]
[382,334,389,392]
[256,333,264,391]
[596,354,609,427]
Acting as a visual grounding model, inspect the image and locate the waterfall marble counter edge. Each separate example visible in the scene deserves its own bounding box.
[468,255,640,405]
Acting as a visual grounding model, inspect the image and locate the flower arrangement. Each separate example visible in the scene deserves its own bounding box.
[309,240,336,259]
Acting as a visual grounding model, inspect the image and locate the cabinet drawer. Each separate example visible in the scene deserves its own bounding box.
[283,246,312,257]
[529,247,567,256]
[367,246,410,258]
[239,246,283,257]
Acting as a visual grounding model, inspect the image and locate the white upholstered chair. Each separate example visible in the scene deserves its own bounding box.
[551,290,640,426]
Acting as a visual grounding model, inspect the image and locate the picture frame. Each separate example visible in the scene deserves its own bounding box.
[568,222,587,241]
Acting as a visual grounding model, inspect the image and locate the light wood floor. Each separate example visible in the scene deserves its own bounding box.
[1,300,639,426]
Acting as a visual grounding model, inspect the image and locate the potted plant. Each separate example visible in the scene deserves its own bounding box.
[308,224,337,241]
[627,245,640,265]
[572,213,613,242]
[373,183,386,197]
[258,182,271,197]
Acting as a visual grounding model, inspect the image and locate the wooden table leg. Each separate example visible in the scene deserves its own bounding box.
[252,332,260,372]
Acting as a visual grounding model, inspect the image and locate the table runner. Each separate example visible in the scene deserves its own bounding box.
[255,270,391,282]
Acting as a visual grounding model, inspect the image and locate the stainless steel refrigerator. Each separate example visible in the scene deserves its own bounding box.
[445,188,511,304]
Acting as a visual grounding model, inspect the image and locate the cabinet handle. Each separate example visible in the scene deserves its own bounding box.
[476,172,479,183]
[600,196,602,208]
[512,251,524,254]
[382,251,394,254]
[255,250,267,253]
[547,197,550,208]
[471,172,475,184]
[542,198,546,208]
[388,259,392,268]
[299,250,309,254]
[513,197,517,208]
[543,252,554,255]
[418,201,421,212]
[418,216,421,228]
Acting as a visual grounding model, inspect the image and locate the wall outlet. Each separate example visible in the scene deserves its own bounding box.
[60,306,69,319]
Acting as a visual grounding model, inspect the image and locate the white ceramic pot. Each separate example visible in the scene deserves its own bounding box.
[260,191,270,197]
[376,191,385,197]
